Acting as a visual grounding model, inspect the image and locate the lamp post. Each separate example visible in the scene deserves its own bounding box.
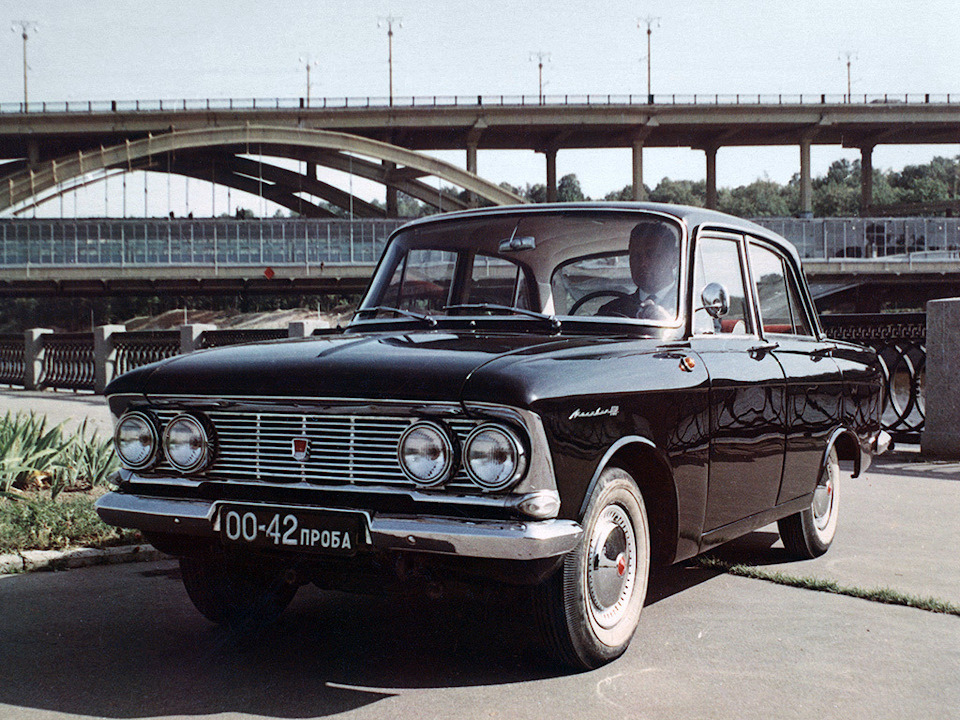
[299,56,319,105]
[529,51,551,103]
[11,21,38,110]
[377,15,402,106]
[840,51,857,103]
[638,16,660,102]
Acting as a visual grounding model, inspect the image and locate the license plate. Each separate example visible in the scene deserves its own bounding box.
[218,505,363,556]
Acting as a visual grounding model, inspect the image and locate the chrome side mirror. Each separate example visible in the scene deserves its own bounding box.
[699,282,729,319]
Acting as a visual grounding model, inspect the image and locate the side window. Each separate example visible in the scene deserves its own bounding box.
[380,249,457,313]
[748,242,813,336]
[692,236,752,335]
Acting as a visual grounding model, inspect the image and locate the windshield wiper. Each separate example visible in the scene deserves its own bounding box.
[354,306,437,326]
[444,303,561,331]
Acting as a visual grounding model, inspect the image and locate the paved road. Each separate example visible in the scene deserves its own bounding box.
[0,390,958,719]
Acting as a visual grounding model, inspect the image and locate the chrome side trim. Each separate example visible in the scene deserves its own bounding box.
[95,491,582,561]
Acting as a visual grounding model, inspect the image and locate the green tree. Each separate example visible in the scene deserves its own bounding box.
[557,173,587,202]
[648,178,705,206]
[718,178,791,217]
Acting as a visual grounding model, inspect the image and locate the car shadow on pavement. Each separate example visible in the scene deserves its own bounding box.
[0,531,791,720]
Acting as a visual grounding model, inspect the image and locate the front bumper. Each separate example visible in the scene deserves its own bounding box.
[95,491,583,562]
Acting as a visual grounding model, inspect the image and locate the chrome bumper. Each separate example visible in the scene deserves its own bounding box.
[95,491,582,562]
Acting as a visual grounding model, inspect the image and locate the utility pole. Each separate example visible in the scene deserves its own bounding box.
[299,56,319,105]
[638,16,660,102]
[11,21,38,110]
[840,51,857,103]
[529,51,551,103]
[377,15,402,106]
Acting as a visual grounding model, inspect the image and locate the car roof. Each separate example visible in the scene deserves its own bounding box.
[396,202,801,263]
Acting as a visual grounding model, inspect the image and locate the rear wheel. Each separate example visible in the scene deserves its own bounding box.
[778,447,840,559]
[179,555,298,630]
[535,466,650,670]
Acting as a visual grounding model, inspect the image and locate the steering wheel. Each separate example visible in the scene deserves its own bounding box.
[568,290,631,316]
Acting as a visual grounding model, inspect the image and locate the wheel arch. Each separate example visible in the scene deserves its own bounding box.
[825,426,862,480]
[580,437,679,567]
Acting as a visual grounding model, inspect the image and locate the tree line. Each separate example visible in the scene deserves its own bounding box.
[260,155,960,219]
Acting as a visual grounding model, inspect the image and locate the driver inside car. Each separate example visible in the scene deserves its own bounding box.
[598,221,680,320]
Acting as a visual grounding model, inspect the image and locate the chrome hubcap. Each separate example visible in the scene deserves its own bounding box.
[812,476,834,530]
[587,505,636,629]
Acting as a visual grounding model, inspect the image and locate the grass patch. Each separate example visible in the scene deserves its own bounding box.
[0,488,141,554]
[698,556,960,617]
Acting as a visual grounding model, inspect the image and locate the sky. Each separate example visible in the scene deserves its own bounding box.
[3,0,959,217]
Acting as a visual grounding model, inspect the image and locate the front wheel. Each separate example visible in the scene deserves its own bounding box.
[778,447,840,559]
[535,466,650,670]
[179,555,298,630]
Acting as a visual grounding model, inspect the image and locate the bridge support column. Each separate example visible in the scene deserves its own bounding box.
[632,139,646,201]
[545,148,558,203]
[860,145,874,216]
[799,137,813,217]
[704,145,718,210]
[922,298,960,458]
[466,142,479,207]
[383,161,398,217]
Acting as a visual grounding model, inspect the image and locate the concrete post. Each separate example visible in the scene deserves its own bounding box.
[545,148,558,203]
[288,319,329,338]
[23,328,52,391]
[632,139,645,201]
[94,324,126,394]
[705,146,718,210]
[179,324,217,355]
[799,137,813,217]
[921,298,960,457]
[860,145,874,215]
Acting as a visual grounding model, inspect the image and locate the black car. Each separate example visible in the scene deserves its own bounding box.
[97,203,887,669]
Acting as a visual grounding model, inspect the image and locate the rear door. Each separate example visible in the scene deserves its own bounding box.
[745,239,843,504]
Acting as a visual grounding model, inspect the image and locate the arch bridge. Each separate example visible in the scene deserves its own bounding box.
[0,124,524,218]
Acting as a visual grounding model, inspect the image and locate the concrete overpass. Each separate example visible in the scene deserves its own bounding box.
[3,93,960,216]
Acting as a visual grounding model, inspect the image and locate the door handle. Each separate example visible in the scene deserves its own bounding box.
[749,341,779,358]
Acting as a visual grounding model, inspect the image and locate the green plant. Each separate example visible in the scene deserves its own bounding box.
[49,419,119,499]
[0,412,72,492]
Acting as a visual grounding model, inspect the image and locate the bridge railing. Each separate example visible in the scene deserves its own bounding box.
[0,219,404,268]
[1,93,958,114]
[2,217,959,269]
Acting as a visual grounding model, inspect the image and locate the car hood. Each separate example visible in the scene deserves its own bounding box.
[104,329,627,403]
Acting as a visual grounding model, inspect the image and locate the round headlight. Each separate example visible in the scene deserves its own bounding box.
[162,414,212,473]
[398,421,454,487]
[114,411,159,470]
[464,424,527,492]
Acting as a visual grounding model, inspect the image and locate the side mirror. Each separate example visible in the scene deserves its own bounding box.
[699,282,729,319]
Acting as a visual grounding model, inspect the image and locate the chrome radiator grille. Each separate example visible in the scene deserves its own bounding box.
[154,410,479,489]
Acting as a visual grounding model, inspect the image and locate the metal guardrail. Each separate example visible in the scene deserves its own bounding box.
[0,93,957,114]
[2,218,960,270]
[0,219,403,268]
[822,313,925,442]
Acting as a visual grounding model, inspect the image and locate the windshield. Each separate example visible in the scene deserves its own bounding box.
[357,211,682,323]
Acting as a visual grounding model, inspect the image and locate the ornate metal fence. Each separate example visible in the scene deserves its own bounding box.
[40,332,95,390]
[112,331,181,378]
[198,328,287,350]
[821,313,926,442]
[0,334,24,386]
